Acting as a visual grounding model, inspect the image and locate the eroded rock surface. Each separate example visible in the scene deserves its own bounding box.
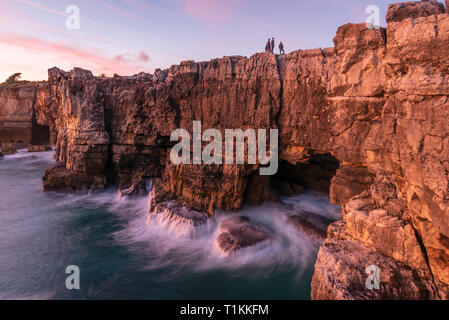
[1,0,449,299]
[28,145,51,152]
[288,210,335,241]
[215,216,271,254]
[386,0,444,23]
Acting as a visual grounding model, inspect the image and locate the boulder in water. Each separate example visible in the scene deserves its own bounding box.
[216,216,271,254]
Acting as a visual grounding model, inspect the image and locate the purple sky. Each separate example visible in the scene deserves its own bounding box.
[0,0,434,81]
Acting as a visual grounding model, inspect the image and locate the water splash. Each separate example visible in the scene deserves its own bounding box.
[0,149,341,299]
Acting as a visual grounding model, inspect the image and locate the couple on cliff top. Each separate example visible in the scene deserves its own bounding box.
[265,37,285,55]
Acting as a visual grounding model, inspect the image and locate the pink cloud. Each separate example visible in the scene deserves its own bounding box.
[13,0,67,16]
[0,33,150,76]
[185,0,241,24]
[95,0,147,24]
[138,50,150,62]
[114,50,150,63]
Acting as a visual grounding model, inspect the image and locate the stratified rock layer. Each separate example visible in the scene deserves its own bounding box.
[1,0,448,300]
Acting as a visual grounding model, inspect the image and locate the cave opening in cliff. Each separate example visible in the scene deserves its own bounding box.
[271,154,339,197]
[30,114,50,145]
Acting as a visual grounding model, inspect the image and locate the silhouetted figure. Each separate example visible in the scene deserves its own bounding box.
[271,38,275,53]
[279,41,285,55]
[265,38,272,53]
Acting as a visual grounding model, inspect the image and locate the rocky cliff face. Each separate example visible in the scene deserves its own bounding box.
[2,0,448,300]
[0,81,50,153]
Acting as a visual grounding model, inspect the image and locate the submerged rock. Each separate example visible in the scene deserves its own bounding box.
[27,145,51,152]
[215,216,271,254]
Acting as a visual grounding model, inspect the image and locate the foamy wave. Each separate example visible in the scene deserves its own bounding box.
[109,190,340,279]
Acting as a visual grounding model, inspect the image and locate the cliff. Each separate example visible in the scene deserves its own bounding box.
[1,0,448,299]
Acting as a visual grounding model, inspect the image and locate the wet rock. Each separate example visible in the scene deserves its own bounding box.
[42,163,106,192]
[27,145,51,152]
[216,216,271,254]
[148,186,211,227]
[288,210,335,240]
[149,200,210,227]
[386,1,445,23]
[119,179,151,197]
[0,143,17,155]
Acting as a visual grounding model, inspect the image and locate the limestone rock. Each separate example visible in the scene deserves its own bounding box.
[70,67,94,81]
[149,199,210,227]
[288,210,335,240]
[0,143,18,155]
[311,229,439,300]
[386,1,445,23]
[0,1,447,299]
[27,145,51,152]
[215,216,271,254]
[42,163,106,192]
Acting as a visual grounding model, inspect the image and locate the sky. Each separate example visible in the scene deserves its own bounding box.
[0,0,437,82]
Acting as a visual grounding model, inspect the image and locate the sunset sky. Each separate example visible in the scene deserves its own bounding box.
[0,0,414,82]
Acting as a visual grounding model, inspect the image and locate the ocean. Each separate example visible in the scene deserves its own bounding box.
[0,150,340,300]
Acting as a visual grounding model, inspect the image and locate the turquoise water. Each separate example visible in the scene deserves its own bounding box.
[0,150,340,300]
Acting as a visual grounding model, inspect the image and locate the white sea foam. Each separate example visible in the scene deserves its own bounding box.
[108,189,341,280]
[1,149,342,288]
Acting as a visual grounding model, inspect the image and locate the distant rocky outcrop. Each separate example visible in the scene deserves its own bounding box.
[1,0,448,300]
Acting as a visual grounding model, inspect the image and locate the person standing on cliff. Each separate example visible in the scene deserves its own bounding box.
[279,41,285,55]
[265,38,272,53]
[271,38,275,54]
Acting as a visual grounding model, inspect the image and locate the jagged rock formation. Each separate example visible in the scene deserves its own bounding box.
[1,0,448,300]
[386,0,445,23]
